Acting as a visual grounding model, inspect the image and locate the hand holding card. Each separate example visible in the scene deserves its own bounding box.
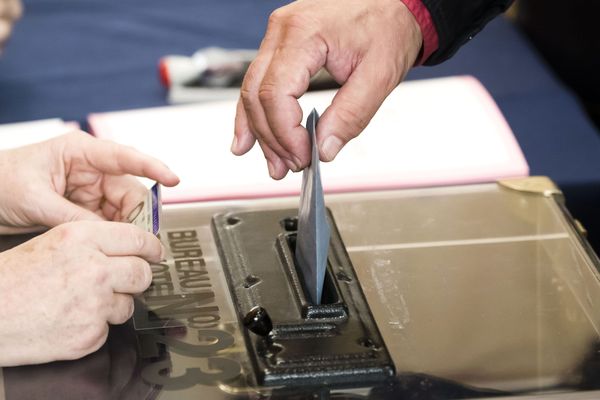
[0,132,178,233]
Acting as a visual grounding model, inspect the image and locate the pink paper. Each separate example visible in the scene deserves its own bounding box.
[89,76,529,204]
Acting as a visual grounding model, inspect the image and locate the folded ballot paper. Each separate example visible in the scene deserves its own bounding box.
[88,76,529,203]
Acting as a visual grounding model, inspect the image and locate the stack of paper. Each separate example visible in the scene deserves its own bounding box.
[88,76,529,203]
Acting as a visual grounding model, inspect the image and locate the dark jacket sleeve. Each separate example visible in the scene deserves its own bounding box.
[421,0,515,65]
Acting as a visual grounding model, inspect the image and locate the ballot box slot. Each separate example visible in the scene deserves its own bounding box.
[276,232,345,319]
[278,215,346,316]
[212,209,395,386]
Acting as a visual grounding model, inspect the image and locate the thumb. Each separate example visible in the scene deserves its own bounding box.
[41,193,104,227]
[317,58,396,162]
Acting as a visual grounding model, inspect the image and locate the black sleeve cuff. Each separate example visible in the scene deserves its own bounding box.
[421,0,515,65]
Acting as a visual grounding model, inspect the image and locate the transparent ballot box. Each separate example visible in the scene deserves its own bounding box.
[2,177,600,399]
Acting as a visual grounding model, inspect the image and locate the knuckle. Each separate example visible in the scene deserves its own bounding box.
[87,288,109,314]
[379,62,403,92]
[69,323,109,358]
[112,140,136,158]
[284,13,313,31]
[240,85,257,111]
[125,296,135,319]
[269,7,313,32]
[93,264,109,287]
[131,258,152,292]
[129,228,148,255]
[140,260,153,290]
[116,296,135,324]
[61,129,88,148]
[240,65,261,103]
[147,235,162,258]
[54,222,82,243]
[267,8,286,26]
[257,83,277,106]
[65,130,82,139]
[336,105,370,138]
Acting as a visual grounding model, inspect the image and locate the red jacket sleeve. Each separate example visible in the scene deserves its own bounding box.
[399,0,439,65]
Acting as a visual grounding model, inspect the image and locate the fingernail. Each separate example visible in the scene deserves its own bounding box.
[321,136,343,161]
[230,135,239,153]
[283,158,298,172]
[291,155,304,170]
[267,160,275,177]
[160,244,166,261]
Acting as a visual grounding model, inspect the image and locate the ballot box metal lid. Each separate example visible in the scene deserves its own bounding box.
[3,177,600,399]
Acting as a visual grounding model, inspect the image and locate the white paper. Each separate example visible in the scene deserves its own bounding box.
[0,119,76,150]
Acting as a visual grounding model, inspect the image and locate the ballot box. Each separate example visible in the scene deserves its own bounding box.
[3,177,600,399]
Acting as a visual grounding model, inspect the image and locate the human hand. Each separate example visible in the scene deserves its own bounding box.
[0,221,161,366]
[0,0,22,51]
[232,0,422,179]
[0,131,179,233]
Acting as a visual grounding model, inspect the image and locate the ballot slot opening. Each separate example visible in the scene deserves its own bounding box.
[275,231,347,320]
[280,216,341,308]
[285,232,339,305]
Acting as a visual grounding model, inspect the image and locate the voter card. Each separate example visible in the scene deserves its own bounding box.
[295,109,331,304]
[127,182,162,235]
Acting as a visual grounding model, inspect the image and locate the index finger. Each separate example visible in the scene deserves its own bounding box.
[259,43,326,169]
[61,132,180,187]
[87,221,163,262]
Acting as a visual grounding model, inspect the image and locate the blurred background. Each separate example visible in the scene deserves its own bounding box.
[511,0,600,130]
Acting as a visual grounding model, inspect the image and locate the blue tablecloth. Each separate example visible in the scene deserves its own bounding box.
[1,0,600,249]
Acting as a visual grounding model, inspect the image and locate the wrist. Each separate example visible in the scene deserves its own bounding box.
[398,0,438,65]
